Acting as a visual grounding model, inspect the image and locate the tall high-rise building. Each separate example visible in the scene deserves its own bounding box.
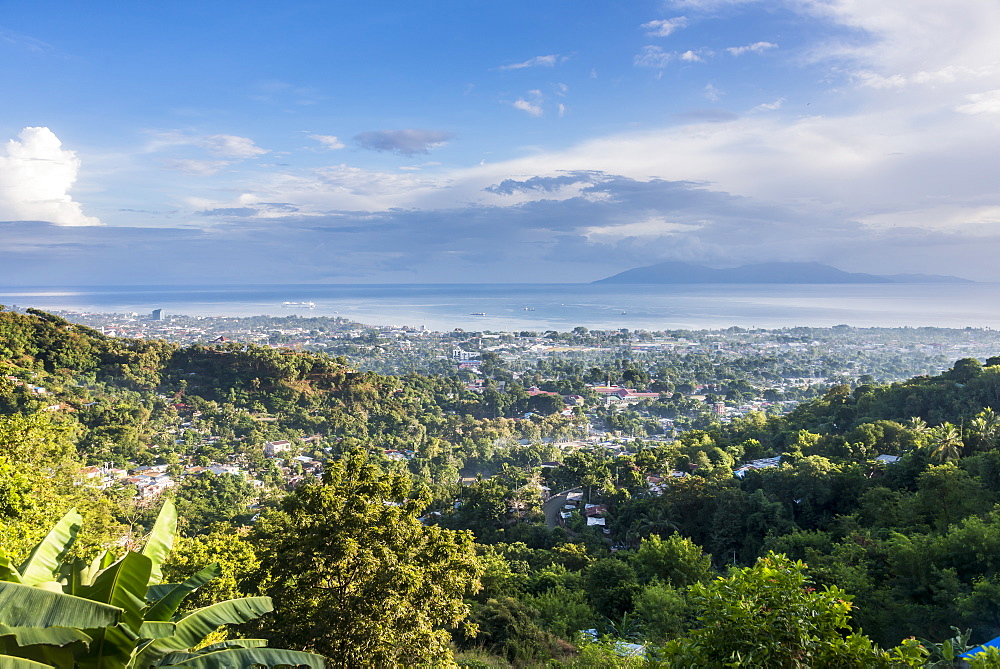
[151,309,163,320]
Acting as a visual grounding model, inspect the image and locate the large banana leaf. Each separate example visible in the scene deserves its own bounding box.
[75,623,137,669]
[137,622,175,640]
[0,552,23,584]
[145,585,177,603]
[80,552,151,633]
[133,598,273,667]
[141,500,176,587]
[191,639,268,652]
[156,639,269,664]
[0,655,54,668]
[144,565,220,623]
[0,624,91,648]
[66,552,115,595]
[0,582,121,629]
[18,509,82,586]
[0,627,90,668]
[160,646,325,668]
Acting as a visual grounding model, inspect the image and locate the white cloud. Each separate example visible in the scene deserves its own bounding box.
[189,162,446,214]
[799,0,1000,91]
[584,216,702,241]
[558,103,567,118]
[201,134,268,159]
[634,45,673,69]
[641,17,688,37]
[163,158,232,176]
[726,41,777,56]
[680,50,704,62]
[512,90,544,117]
[0,127,101,226]
[753,97,785,111]
[309,134,346,150]
[704,84,724,101]
[855,65,997,90]
[956,90,1000,115]
[498,55,560,70]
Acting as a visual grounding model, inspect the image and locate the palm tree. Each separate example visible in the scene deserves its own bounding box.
[631,506,679,545]
[929,423,964,463]
[969,408,1000,452]
[907,416,930,435]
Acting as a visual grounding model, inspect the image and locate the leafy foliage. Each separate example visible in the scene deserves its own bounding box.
[660,553,886,667]
[0,502,324,668]
[250,450,484,667]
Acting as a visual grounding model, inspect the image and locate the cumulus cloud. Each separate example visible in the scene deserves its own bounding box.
[641,17,688,37]
[309,134,346,149]
[726,41,778,56]
[498,54,561,70]
[680,50,705,62]
[634,45,673,69]
[354,129,452,155]
[0,127,101,226]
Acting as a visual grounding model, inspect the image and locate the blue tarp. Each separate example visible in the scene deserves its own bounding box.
[959,635,1000,659]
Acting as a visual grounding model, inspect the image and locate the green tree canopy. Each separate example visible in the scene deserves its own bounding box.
[661,553,887,667]
[249,450,484,667]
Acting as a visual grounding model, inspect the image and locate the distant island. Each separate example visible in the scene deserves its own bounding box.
[593,261,972,285]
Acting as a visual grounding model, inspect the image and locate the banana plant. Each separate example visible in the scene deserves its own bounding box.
[0,501,323,668]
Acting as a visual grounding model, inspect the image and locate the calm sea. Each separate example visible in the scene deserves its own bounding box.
[0,283,997,332]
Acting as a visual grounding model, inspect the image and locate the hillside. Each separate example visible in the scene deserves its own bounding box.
[5,305,1000,665]
[594,260,971,284]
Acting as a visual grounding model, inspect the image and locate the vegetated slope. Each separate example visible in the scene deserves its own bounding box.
[8,305,1000,664]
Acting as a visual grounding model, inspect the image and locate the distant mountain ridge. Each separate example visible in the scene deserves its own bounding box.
[593,261,972,285]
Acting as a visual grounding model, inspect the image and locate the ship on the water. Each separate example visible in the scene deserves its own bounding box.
[282,301,316,308]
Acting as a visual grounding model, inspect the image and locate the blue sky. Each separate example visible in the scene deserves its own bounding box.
[2,0,1000,284]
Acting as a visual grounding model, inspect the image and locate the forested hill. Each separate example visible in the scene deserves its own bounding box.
[6,305,1000,666]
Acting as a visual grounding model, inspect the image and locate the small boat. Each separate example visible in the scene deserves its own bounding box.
[523,307,535,311]
[470,312,486,316]
[282,301,315,308]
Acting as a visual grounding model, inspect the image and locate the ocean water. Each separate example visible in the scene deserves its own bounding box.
[0,283,998,332]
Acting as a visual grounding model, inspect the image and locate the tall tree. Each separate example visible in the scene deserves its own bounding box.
[930,423,964,464]
[249,450,484,668]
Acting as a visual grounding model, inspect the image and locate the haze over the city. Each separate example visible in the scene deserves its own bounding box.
[2,1,999,284]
